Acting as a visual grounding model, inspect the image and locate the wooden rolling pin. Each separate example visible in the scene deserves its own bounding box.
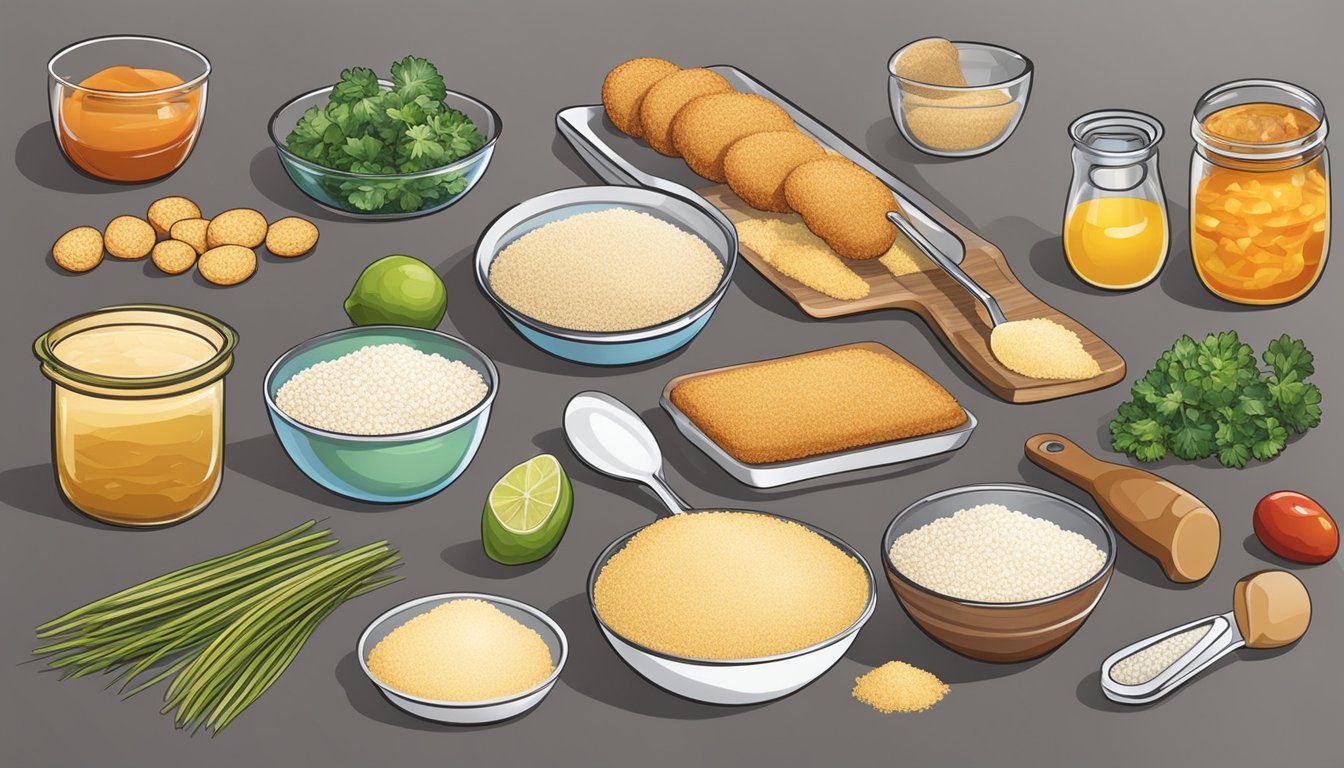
[1025,433,1220,583]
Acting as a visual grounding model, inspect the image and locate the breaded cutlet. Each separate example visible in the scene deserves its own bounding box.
[602,57,681,138]
[784,158,899,260]
[670,346,966,465]
[670,93,796,182]
[638,68,733,156]
[723,130,827,212]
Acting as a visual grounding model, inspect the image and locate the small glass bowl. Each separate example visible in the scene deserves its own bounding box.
[888,41,1033,158]
[47,36,210,182]
[267,81,500,219]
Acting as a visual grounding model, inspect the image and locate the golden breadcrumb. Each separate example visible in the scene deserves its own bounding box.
[852,661,949,713]
[989,318,1101,380]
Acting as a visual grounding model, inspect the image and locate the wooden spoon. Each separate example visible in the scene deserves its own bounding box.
[1024,433,1220,583]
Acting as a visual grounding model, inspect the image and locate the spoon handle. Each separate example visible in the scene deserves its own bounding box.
[1100,611,1244,705]
[886,211,1008,327]
[648,472,694,515]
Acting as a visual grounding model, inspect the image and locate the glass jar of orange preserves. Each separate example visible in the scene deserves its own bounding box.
[33,305,237,527]
[1190,80,1328,305]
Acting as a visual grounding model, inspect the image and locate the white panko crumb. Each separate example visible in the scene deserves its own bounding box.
[366,599,554,702]
[1110,623,1212,686]
[889,503,1107,602]
[275,343,487,435]
[990,317,1102,380]
[488,207,723,332]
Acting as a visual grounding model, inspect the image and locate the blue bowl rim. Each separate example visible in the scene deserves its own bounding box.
[263,325,499,443]
[267,79,501,181]
[473,185,738,345]
[356,592,569,709]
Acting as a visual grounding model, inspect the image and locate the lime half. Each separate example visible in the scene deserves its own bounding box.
[482,454,573,565]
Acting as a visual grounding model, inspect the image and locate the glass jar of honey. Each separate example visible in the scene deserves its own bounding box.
[1064,110,1170,290]
[33,305,237,527]
[1191,80,1328,305]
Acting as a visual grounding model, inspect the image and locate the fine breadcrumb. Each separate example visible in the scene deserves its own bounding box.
[367,599,554,702]
[852,661,950,713]
[902,91,1019,152]
[670,346,965,465]
[990,317,1102,380]
[889,503,1107,602]
[1110,624,1212,686]
[489,207,723,332]
[275,343,487,435]
[737,216,932,301]
[593,512,869,660]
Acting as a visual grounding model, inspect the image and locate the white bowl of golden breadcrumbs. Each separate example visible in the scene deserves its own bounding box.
[475,186,737,365]
[358,593,567,724]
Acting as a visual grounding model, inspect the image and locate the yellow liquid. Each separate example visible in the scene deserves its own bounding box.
[1064,197,1168,289]
[51,324,224,526]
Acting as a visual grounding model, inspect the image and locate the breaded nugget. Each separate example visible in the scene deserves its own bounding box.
[894,37,967,91]
[206,208,267,249]
[265,216,319,257]
[146,196,202,236]
[104,216,156,260]
[52,226,104,273]
[638,68,732,156]
[198,245,257,286]
[724,130,826,212]
[670,346,966,465]
[671,93,796,182]
[602,57,681,138]
[784,159,898,260]
[170,217,210,254]
[150,240,198,275]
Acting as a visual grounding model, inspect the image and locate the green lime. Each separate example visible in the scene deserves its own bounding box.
[482,454,573,565]
[344,255,447,329]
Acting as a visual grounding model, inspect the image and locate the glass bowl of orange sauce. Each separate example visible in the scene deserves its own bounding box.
[47,36,209,183]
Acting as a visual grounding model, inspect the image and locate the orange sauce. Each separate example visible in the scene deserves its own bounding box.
[58,65,201,181]
[1193,103,1328,304]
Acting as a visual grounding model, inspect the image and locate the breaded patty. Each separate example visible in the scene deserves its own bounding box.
[602,57,681,138]
[670,93,795,182]
[670,346,966,465]
[784,158,899,260]
[638,68,732,156]
[724,130,826,212]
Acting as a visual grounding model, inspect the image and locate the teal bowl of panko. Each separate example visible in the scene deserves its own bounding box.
[263,326,498,503]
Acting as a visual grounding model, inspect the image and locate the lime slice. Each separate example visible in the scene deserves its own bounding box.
[482,454,573,565]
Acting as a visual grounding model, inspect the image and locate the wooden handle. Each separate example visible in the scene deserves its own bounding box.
[1025,433,1220,583]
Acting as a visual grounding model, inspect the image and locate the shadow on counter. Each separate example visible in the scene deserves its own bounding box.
[0,462,119,530]
[224,434,410,514]
[15,122,165,195]
[247,148,359,223]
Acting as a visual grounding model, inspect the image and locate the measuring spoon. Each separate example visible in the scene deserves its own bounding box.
[563,391,691,514]
[1100,570,1311,705]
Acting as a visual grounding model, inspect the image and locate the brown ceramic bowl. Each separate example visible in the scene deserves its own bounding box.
[881,483,1116,662]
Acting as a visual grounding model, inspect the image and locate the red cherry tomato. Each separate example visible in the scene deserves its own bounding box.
[1254,491,1338,565]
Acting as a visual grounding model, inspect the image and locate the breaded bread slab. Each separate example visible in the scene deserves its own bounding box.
[603,57,681,138]
[724,130,827,212]
[670,346,966,465]
[784,158,899,260]
[671,93,795,182]
[638,68,732,156]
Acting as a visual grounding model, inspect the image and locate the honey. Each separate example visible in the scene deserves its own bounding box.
[1064,197,1168,289]
[35,306,236,527]
[1192,97,1328,305]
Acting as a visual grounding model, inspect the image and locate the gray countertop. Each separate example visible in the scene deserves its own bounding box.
[2,1,1340,765]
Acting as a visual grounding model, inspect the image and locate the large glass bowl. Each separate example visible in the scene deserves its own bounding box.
[263,326,498,503]
[267,81,499,219]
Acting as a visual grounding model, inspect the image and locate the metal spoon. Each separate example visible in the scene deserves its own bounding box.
[887,211,1008,327]
[563,391,691,515]
[1099,570,1311,705]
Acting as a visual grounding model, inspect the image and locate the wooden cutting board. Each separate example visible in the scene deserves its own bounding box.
[700,184,1127,403]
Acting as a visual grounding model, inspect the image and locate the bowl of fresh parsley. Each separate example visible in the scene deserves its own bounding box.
[268,56,499,219]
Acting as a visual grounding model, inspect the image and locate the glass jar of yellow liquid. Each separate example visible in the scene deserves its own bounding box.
[1191,80,1328,305]
[33,305,237,527]
[1064,110,1169,290]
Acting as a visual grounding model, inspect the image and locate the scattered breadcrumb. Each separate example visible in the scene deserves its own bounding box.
[990,317,1101,380]
[852,661,949,713]
[737,216,932,301]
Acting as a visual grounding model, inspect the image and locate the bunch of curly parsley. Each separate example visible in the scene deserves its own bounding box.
[285,56,486,214]
[1110,332,1322,468]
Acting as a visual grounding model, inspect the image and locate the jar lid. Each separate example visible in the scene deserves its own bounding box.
[1070,110,1164,167]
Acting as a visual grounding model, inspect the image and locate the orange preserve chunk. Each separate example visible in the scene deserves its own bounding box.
[1192,102,1328,304]
[59,65,201,181]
